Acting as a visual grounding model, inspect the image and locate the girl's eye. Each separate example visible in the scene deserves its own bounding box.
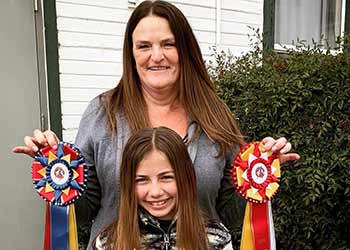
[161,175,175,181]
[135,178,147,184]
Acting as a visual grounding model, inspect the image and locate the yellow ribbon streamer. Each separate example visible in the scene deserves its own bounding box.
[69,204,78,250]
[241,203,254,250]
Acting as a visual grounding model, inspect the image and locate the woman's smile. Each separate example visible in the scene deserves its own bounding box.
[147,66,171,71]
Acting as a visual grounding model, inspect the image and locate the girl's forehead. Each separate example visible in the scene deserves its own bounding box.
[136,150,174,175]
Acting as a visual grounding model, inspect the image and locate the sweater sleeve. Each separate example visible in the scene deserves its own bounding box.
[74,97,102,226]
[216,145,246,236]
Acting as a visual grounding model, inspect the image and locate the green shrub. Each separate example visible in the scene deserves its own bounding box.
[210,37,350,249]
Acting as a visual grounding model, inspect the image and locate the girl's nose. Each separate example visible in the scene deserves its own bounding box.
[149,182,164,197]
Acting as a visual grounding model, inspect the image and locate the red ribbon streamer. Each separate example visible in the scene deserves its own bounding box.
[44,203,50,250]
[251,203,270,250]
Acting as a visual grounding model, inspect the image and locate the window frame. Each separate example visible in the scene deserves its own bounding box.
[263,0,350,53]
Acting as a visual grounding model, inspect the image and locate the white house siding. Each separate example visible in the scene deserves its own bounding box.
[56,0,263,142]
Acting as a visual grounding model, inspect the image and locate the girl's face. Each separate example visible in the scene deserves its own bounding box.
[132,16,180,93]
[135,149,177,220]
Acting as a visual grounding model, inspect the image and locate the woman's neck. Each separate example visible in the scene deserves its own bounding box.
[142,84,178,108]
[142,85,188,137]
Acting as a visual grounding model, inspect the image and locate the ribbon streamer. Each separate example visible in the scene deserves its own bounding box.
[32,142,87,250]
[232,142,280,250]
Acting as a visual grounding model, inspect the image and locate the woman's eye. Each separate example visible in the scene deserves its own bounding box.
[164,42,175,47]
[137,44,149,49]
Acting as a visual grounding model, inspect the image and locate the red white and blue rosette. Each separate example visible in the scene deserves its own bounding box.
[32,142,87,250]
[232,141,280,250]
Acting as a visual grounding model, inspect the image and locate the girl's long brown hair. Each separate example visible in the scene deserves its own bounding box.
[103,0,244,157]
[102,127,209,249]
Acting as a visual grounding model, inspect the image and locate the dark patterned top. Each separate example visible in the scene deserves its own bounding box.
[95,209,233,250]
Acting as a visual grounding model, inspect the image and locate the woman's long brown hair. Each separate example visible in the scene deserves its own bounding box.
[101,127,209,249]
[103,0,244,158]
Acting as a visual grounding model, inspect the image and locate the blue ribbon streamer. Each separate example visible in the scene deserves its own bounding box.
[50,205,69,250]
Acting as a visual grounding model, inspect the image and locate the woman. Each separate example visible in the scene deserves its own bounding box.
[13,1,299,249]
[94,127,232,250]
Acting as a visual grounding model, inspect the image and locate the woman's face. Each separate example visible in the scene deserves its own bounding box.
[135,149,177,220]
[132,16,180,92]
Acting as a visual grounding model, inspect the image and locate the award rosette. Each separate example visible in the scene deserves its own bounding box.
[32,142,87,250]
[232,141,280,250]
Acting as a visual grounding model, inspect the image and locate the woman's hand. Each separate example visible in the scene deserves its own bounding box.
[261,137,300,163]
[12,129,59,157]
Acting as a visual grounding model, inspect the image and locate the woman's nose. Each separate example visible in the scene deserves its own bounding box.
[151,46,164,62]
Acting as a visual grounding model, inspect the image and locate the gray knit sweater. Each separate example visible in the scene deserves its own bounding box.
[74,96,245,250]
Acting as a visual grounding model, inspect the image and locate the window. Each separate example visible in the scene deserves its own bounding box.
[274,0,346,49]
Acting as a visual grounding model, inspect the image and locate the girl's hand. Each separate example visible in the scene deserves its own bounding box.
[12,129,59,157]
[261,137,300,163]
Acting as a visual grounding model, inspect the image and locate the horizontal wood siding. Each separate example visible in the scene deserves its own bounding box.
[220,0,263,55]
[56,0,263,142]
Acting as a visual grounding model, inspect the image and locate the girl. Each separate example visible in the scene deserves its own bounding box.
[94,127,233,250]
